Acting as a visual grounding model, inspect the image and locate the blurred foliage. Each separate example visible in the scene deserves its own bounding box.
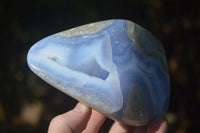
[0,0,199,132]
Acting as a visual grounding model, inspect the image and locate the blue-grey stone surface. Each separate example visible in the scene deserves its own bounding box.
[27,19,170,125]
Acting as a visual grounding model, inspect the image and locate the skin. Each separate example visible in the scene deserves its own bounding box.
[48,103,168,133]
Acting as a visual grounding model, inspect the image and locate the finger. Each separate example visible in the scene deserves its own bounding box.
[48,103,92,133]
[147,116,168,133]
[109,122,135,133]
[83,110,106,133]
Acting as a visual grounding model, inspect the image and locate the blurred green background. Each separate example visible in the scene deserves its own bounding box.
[0,0,199,132]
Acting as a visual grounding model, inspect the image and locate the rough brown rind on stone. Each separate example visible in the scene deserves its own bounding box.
[126,21,168,72]
[56,20,112,38]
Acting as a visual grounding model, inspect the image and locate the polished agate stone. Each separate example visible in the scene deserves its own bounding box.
[27,19,170,125]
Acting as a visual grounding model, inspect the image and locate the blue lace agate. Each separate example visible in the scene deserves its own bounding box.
[27,19,170,125]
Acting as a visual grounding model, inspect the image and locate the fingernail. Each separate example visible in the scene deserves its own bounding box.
[74,103,90,112]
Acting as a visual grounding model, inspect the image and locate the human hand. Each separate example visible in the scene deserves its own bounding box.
[48,103,168,133]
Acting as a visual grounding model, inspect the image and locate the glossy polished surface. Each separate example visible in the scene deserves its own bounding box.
[27,19,170,125]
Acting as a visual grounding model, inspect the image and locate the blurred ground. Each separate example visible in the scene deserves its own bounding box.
[0,0,200,132]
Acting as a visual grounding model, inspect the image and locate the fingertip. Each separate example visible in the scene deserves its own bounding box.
[147,116,168,133]
[48,114,72,133]
[74,103,91,114]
